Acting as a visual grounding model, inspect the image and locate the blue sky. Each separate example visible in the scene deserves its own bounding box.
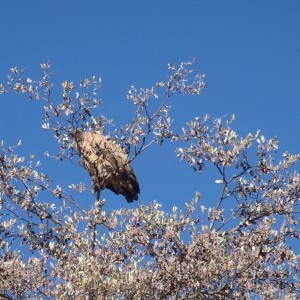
[0,1,299,227]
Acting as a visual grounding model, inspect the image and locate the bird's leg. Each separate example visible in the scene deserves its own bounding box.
[96,189,101,202]
[93,179,101,202]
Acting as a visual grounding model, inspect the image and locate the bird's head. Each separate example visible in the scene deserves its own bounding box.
[73,129,85,143]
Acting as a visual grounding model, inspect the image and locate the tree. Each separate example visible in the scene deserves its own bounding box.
[0,61,299,299]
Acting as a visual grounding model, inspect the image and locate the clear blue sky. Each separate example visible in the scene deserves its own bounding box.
[0,2,299,220]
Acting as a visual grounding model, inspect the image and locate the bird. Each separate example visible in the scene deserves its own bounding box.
[74,129,140,202]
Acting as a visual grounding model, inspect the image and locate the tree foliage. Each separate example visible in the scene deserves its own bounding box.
[0,61,299,299]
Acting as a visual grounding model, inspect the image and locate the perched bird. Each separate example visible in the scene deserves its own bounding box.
[75,130,140,202]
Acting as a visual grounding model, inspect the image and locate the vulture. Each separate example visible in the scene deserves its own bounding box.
[75,130,140,202]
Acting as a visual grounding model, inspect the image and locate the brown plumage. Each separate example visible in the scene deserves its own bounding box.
[75,130,140,202]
